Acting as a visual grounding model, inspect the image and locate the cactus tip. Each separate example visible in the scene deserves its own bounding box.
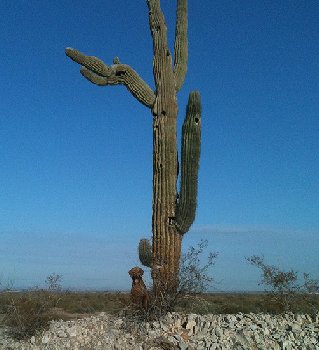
[65,47,74,56]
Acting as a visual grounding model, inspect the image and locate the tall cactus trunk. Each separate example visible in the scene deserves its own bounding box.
[148,0,181,294]
[65,0,201,297]
[151,92,201,295]
[152,112,181,292]
[152,108,181,292]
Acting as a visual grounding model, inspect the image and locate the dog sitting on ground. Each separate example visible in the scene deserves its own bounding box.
[128,266,150,309]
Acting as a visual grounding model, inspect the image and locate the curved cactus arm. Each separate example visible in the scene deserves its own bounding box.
[66,48,110,76]
[174,0,188,92]
[175,91,201,234]
[80,67,109,86]
[65,48,156,108]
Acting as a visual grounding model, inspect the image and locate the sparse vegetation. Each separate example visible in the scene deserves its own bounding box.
[247,255,319,314]
[178,239,219,294]
[1,256,318,339]
[0,274,65,339]
[45,273,63,292]
[150,239,218,316]
[138,239,218,318]
[3,289,57,339]
[134,239,218,320]
[1,290,318,329]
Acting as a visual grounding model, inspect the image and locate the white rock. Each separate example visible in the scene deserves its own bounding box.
[57,329,67,338]
[41,333,50,344]
[185,319,196,330]
[66,327,77,337]
[249,324,258,331]
[215,327,223,337]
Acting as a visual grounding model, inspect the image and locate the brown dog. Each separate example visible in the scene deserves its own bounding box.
[128,266,150,309]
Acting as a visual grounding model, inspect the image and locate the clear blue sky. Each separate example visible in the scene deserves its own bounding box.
[1,0,318,291]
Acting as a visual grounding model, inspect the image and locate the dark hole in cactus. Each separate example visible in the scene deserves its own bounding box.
[159,163,163,168]
[195,117,199,124]
[166,50,170,57]
[168,217,175,226]
[115,70,125,77]
[161,111,166,116]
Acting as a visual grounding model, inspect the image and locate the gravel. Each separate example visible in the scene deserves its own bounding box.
[0,312,318,349]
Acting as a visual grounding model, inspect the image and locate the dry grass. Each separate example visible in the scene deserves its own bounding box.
[55,291,130,315]
[0,290,61,339]
[175,292,319,315]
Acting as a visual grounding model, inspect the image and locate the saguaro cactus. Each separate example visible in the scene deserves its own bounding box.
[65,0,201,294]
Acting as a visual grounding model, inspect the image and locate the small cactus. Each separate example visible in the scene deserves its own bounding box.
[138,238,152,268]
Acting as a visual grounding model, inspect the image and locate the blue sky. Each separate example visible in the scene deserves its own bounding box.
[1,0,318,291]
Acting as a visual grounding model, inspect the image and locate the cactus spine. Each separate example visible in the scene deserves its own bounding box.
[66,0,201,295]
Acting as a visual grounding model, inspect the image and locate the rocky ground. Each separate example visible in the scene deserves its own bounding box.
[0,312,318,350]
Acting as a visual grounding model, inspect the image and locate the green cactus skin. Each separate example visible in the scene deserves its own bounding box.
[175,91,201,234]
[65,48,155,108]
[66,0,200,295]
[174,0,188,92]
[138,238,152,268]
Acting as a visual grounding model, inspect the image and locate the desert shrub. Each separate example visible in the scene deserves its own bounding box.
[178,239,218,294]
[152,239,218,315]
[303,272,319,294]
[247,255,319,313]
[3,273,64,339]
[4,289,56,338]
[45,273,63,292]
[0,276,14,292]
[126,239,218,323]
[301,273,319,316]
[247,255,298,312]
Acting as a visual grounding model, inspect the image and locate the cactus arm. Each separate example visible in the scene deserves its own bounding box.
[175,91,201,234]
[65,48,155,108]
[174,0,188,92]
[66,48,110,76]
[79,68,109,86]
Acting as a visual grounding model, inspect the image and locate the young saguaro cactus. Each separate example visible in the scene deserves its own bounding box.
[66,0,201,295]
[139,239,153,268]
